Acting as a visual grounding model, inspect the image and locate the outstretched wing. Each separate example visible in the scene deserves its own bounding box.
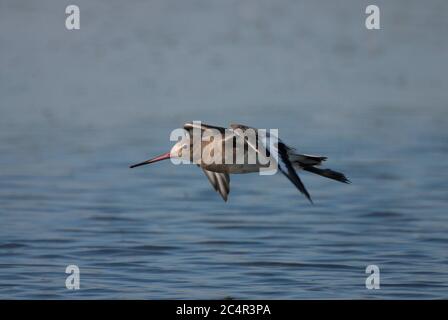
[201,168,230,202]
[230,123,261,156]
[230,123,279,158]
[277,142,313,203]
[231,124,312,203]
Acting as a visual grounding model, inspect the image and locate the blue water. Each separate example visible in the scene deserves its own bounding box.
[1,0,448,299]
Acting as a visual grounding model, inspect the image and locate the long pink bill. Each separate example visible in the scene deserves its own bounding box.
[129,152,171,168]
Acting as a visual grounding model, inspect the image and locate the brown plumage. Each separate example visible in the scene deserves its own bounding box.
[130,122,350,202]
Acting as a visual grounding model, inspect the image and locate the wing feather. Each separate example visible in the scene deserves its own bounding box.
[277,142,313,203]
[184,122,226,134]
[201,168,230,202]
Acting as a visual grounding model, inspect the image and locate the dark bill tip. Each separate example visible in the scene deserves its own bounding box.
[129,152,171,169]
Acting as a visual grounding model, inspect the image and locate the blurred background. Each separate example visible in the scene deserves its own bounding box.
[0,0,447,298]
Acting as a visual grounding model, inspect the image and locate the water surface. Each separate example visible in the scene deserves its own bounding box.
[0,0,447,299]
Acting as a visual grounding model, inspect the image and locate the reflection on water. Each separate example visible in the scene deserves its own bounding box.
[0,0,448,298]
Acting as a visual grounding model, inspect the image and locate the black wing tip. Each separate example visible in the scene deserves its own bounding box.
[306,196,314,205]
[218,190,228,202]
[303,189,314,204]
[278,143,315,204]
[336,173,351,184]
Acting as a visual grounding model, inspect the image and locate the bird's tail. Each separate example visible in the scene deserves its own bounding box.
[290,153,350,184]
[302,166,350,183]
[289,153,327,166]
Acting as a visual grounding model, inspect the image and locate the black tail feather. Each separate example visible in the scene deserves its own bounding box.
[302,166,350,184]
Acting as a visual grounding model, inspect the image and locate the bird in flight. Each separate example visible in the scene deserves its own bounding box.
[130,122,349,202]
